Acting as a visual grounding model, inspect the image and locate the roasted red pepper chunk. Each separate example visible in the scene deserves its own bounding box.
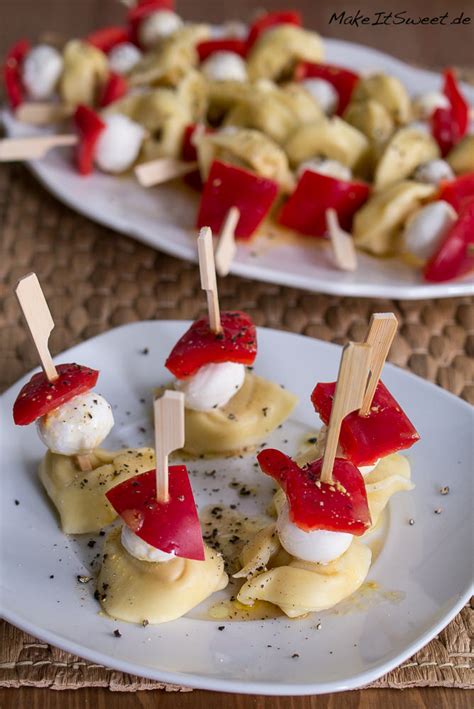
[197,38,248,62]
[278,171,370,237]
[3,39,30,110]
[424,198,474,283]
[311,380,420,467]
[13,363,99,426]
[86,26,131,54]
[99,72,128,107]
[106,466,205,561]
[165,311,257,379]
[431,69,469,156]
[73,105,106,175]
[439,173,474,213]
[197,160,279,240]
[295,61,359,115]
[246,10,302,50]
[258,449,371,534]
[128,0,176,45]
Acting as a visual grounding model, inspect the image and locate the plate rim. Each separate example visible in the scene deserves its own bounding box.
[1,319,473,695]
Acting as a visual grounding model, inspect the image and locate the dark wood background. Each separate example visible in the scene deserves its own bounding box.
[0,1,472,707]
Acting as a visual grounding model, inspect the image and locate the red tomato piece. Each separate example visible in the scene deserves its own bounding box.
[438,173,474,213]
[86,26,131,54]
[424,198,474,282]
[73,105,106,176]
[196,160,279,240]
[99,72,128,107]
[431,69,469,156]
[278,171,370,237]
[13,363,99,426]
[258,449,371,534]
[295,61,359,115]
[165,311,257,379]
[197,38,248,62]
[311,380,420,467]
[3,39,30,110]
[106,466,205,561]
[127,0,176,45]
[247,10,302,50]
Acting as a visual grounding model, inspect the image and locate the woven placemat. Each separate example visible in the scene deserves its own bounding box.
[0,160,473,691]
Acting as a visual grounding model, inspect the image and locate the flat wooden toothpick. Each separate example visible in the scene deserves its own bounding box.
[154,390,185,503]
[0,134,78,162]
[321,342,372,484]
[198,226,222,333]
[134,158,198,188]
[215,206,239,277]
[359,313,398,416]
[326,208,358,272]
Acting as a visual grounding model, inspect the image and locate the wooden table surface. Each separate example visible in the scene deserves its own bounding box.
[0,1,472,707]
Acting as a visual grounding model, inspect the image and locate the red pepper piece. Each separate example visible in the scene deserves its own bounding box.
[438,173,474,213]
[431,69,469,156]
[294,61,359,115]
[127,0,176,45]
[246,10,302,50]
[106,466,205,561]
[181,124,215,190]
[3,39,30,110]
[99,72,128,107]
[86,26,131,54]
[424,198,474,282]
[13,363,99,426]
[258,449,371,534]
[165,311,257,379]
[197,38,248,63]
[278,171,370,237]
[73,105,106,176]
[311,380,420,467]
[197,160,279,240]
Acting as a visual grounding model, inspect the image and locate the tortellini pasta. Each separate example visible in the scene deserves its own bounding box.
[59,40,108,106]
[351,73,412,125]
[353,180,436,255]
[374,126,440,190]
[247,25,324,82]
[364,454,414,528]
[447,135,474,175]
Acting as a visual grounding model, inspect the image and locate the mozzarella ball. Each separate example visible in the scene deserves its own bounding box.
[297,157,352,182]
[201,51,248,82]
[403,200,457,261]
[277,501,353,564]
[139,10,183,49]
[108,42,143,74]
[22,44,63,100]
[300,78,338,115]
[413,91,450,120]
[121,525,175,563]
[413,159,454,185]
[95,114,146,173]
[36,392,114,456]
[175,361,245,411]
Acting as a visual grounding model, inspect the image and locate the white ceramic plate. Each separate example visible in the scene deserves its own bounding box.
[3,37,474,299]
[0,321,472,695]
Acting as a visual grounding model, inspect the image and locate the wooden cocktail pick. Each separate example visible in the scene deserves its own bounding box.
[326,208,358,272]
[215,206,239,277]
[321,342,372,484]
[154,390,185,503]
[197,226,222,333]
[15,273,91,472]
[0,134,77,161]
[359,312,398,416]
[15,103,74,126]
[135,157,199,188]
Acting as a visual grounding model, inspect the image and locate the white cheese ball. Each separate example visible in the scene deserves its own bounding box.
[138,10,183,49]
[413,159,454,185]
[175,361,245,411]
[36,392,114,456]
[403,200,457,261]
[94,114,146,174]
[108,42,143,74]
[297,157,352,182]
[300,78,338,115]
[22,44,63,100]
[121,525,175,563]
[276,501,353,564]
[201,51,248,83]
[413,91,450,120]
